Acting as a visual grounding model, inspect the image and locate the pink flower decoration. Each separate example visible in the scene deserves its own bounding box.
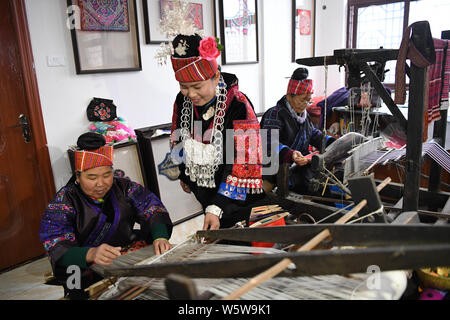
[198,37,220,61]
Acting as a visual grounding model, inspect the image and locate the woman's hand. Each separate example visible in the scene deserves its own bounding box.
[180,180,191,193]
[203,212,220,230]
[86,243,122,266]
[153,239,173,255]
[292,150,309,166]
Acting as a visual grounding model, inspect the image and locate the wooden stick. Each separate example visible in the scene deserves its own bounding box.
[251,205,280,213]
[223,199,367,300]
[249,212,289,228]
[251,206,282,217]
[123,285,149,300]
[116,285,143,300]
[335,200,368,224]
[376,177,391,192]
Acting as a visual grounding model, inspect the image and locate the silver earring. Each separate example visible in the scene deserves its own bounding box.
[215,83,220,97]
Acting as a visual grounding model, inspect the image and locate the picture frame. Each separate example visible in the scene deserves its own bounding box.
[142,0,216,44]
[218,0,259,65]
[112,141,146,186]
[292,0,316,62]
[67,0,142,74]
[135,125,204,224]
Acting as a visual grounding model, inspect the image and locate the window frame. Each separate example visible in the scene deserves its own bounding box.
[347,0,416,86]
[347,0,413,49]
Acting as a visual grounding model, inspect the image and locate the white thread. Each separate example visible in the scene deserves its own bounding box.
[347,206,384,224]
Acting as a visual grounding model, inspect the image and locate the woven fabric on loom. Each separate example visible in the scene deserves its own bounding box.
[426,39,450,123]
[359,141,450,173]
[94,239,399,300]
[441,40,450,108]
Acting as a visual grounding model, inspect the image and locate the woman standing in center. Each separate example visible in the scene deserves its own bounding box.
[167,34,264,231]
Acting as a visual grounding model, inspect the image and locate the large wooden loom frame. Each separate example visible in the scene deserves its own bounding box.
[95,175,450,300]
[86,22,450,300]
[290,22,450,218]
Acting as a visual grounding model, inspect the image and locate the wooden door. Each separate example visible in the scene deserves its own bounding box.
[0,0,55,270]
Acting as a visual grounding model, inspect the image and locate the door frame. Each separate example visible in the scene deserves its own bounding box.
[10,0,55,203]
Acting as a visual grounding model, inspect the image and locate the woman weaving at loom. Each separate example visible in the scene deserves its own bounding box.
[261,67,336,194]
[161,28,264,230]
[39,133,173,298]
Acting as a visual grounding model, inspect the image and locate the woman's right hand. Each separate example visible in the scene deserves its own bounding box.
[86,243,122,266]
[180,180,191,193]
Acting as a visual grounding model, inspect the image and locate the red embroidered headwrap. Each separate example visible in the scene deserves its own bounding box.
[287,78,313,96]
[171,56,218,82]
[74,146,114,172]
[170,34,220,83]
[286,67,313,96]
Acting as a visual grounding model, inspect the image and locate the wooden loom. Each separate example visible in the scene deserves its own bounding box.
[283,22,450,226]
[86,176,450,300]
[85,24,450,300]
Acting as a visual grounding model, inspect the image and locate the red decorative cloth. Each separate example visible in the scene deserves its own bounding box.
[287,79,313,96]
[394,21,435,105]
[426,39,449,123]
[74,146,114,172]
[226,86,263,192]
[306,96,324,117]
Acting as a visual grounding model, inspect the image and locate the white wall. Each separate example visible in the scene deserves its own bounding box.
[25,0,347,190]
[312,0,347,97]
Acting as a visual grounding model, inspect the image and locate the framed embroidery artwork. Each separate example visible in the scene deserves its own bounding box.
[218,0,259,65]
[79,0,130,31]
[298,9,311,35]
[67,0,142,74]
[142,0,216,44]
[292,0,315,62]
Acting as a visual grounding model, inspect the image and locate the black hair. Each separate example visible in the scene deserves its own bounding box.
[291,67,309,81]
[76,132,106,150]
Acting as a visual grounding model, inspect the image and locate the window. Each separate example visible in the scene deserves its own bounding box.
[348,0,450,84]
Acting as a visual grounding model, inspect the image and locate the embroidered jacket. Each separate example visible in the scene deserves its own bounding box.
[170,72,264,226]
[261,96,329,176]
[39,177,173,273]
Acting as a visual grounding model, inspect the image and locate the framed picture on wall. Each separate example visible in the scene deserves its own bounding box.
[292,0,315,62]
[142,0,216,44]
[112,142,145,186]
[218,0,259,65]
[67,0,142,74]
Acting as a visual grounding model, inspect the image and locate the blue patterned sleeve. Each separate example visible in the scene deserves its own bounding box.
[261,108,290,154]
[39,187,78,269]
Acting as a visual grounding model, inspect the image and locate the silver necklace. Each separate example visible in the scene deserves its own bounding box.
[180,76,227,188]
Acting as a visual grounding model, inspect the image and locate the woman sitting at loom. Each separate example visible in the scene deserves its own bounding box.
[39,132,173,298]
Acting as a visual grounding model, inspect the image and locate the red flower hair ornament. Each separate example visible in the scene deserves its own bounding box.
[198,37,222,61]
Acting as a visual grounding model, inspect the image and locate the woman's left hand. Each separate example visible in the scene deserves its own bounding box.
[153,239,173,255]
[292,150,309,166]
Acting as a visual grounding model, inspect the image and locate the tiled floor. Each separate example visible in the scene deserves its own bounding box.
[0,215,203,300]
[0,257,64,300]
